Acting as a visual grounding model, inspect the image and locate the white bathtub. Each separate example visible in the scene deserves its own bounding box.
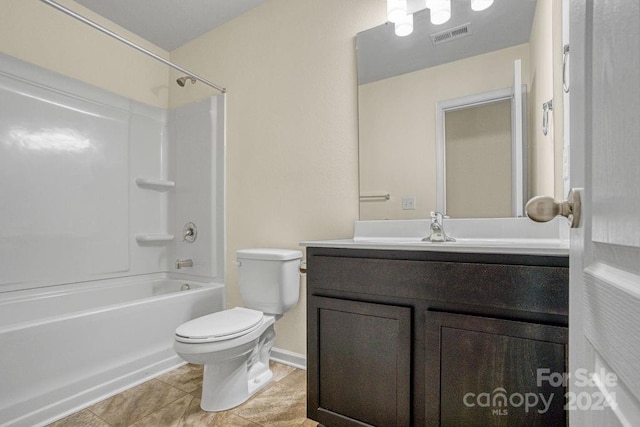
[0,274,224,427]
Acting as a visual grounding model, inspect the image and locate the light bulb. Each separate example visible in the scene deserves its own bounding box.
[387,0,408,23]
[471,0,494,11]
[429,0,451,25]
[395,13,413,37]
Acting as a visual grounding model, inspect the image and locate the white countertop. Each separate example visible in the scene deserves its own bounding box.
[300,218,570,257]
[300,238,569,256]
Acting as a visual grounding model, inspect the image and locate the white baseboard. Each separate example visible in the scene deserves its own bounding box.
[270,347,306,370]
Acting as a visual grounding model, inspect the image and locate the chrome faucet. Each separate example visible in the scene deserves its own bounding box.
[422,211,455,242]
[175,259,193,269]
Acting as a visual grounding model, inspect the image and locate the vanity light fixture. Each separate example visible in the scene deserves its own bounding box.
[395,13,414,36]
[388,0,414,36]
[387,0,408,23]
[427,0,451,25]
[471,0,494,12]
[391,0,493,36]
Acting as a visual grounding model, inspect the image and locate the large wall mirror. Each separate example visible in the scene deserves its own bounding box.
[357,0,566,220]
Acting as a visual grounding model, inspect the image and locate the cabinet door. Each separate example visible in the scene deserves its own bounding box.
[425,311,567,426]
[308,296,412,427]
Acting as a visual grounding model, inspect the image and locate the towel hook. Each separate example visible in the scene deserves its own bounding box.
[542,99,553,136]
[562,44,570,93]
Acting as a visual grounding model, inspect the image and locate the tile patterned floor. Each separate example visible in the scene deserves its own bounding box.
[49,362,318,427]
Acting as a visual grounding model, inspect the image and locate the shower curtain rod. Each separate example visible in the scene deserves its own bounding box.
[39,0,226,94]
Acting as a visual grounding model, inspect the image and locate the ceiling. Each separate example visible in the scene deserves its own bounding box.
[74,0,267,51]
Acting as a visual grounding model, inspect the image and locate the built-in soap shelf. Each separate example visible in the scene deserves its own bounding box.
[135,178,175,244]
[135,178,175,192]
[135,234,175,244]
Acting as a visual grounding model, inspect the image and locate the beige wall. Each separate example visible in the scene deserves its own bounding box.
[358,43,530,220]
[169,0,385,355]
[0,0,170,108]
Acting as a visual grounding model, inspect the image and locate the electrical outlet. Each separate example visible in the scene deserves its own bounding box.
[402,196,416,210]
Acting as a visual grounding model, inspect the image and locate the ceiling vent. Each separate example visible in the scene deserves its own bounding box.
[430,22,472,45]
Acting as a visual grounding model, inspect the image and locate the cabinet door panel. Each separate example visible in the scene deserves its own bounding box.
[425,311,567,426]
[308,296,411,427]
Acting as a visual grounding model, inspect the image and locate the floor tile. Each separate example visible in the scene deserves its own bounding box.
[157,363,204,393]
[232,369,308,426]
[88,379,188,426]
[48,409,110,427]
[128,394,210,427]
[208,413,263,426]
[49,364,318,427]
[270,361,296,382]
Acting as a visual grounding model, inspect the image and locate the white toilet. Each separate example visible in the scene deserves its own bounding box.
[173,248,303,411]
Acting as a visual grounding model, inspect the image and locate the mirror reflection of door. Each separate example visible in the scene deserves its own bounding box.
[444,99,513,218]
[436,80,527,219]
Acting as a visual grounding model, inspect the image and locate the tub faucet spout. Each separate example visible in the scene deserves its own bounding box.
[176,259,193,269]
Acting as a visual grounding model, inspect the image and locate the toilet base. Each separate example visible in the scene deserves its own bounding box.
[248,366,274,397]
[196,322,276,412]
[200,360,274,412]
[174,315,278,412]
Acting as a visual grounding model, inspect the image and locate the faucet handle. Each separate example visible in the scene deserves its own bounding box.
[183,222,197,243]
[430,211,451,221]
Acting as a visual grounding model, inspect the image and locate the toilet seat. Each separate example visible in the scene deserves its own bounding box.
[175,307,264,344]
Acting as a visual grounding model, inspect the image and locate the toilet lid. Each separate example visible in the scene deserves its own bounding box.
[175,307,264,343]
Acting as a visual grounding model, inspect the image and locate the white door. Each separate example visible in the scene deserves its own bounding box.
[569,0,640,425]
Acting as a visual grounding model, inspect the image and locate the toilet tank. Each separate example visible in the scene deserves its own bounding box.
[236,248,303,315]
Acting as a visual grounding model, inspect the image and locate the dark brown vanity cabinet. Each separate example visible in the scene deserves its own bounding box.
[309,297,412,426]
[306,247,569,427]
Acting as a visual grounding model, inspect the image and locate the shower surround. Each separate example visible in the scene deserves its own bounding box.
[0,53,225,426]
